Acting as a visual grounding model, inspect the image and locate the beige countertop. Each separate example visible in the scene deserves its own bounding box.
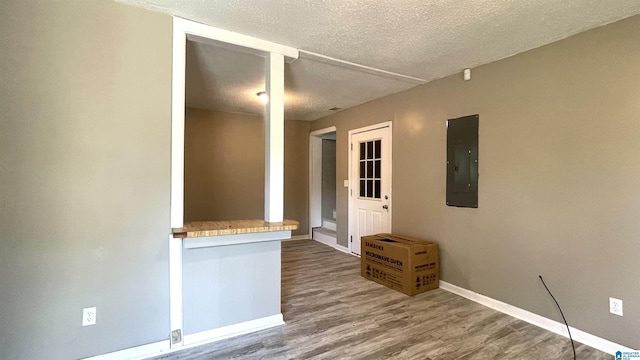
[172,219,299,238]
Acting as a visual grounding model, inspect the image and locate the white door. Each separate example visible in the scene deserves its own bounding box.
[350,124,391,255]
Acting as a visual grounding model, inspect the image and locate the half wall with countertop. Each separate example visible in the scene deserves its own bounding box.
[168,17,300,351]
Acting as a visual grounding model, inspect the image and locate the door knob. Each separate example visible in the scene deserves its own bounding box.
[382,205,389,210]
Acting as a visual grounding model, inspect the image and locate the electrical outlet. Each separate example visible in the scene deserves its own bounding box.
[609,297,623,316]
[82,307,97,326]
[171,329,182,344]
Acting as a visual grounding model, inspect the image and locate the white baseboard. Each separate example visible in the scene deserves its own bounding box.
[84,314,284,360]
[312,237,352,255]
[312,231,337,247]
[439,281,634,355]
[287,234,310,241]
[84,340,169,360]
[333,244,351,255]
[321,219,336,231]
[183,313,284,347]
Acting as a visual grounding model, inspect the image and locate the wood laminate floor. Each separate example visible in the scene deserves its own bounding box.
[152,239,611,360]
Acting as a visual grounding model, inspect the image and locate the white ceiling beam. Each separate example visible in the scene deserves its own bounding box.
[299,50,427,84]
[175,17,298,62]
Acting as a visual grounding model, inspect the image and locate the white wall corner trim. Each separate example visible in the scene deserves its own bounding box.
[170,17,187,229]
[439,281,634,355]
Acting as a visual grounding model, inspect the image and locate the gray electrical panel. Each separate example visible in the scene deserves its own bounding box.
[446,115,478,208]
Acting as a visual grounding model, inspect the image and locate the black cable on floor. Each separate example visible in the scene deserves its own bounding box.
[539,275,576,360]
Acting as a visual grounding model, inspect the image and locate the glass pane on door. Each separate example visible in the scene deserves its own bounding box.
[358,139,382,199]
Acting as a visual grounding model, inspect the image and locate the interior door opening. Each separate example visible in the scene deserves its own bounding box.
[309,127,337,247]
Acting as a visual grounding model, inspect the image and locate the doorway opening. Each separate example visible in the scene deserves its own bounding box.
[309,127,337,247]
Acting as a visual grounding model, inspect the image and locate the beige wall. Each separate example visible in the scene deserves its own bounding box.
[184,108,265,221]
[284,119,311,236]
[311,14,640,348]
[322,139,337,219]
[0,1,172,359]
[184,108,310,236]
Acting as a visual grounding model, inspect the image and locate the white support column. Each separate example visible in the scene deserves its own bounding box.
[264,52,285,223]
[170,18,186,347]
[169,235,183,348]
[171,17,186,229]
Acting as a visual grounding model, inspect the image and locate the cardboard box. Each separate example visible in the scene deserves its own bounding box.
[361,234,439,296]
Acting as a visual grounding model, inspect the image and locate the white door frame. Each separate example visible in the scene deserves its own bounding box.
[347,121,393,255]
[169,17,298,349]
[309,126,337,233]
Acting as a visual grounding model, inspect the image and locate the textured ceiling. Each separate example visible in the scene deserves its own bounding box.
[186,42,419,120]
[121,0,640,120]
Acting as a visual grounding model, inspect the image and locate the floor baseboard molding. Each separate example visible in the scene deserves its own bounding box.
[287,234,310,241]
[321,219,337,231]
[84,340,170,360]
[84,314,284,360]
[312,237,352,255]
[439,281,633,355]
[312,232,337,247]
[183,314,284,347]
[333,244,351,255]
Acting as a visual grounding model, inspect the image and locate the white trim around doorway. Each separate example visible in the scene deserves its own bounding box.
[309,126,337,237]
